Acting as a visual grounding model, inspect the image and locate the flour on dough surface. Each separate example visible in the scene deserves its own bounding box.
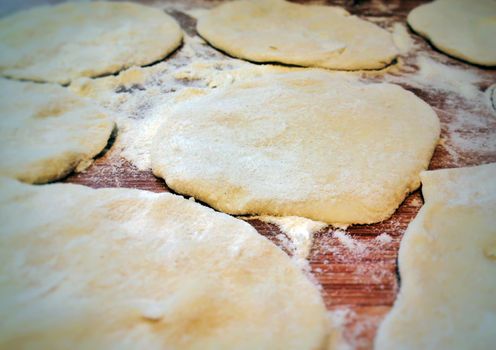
[0,2,183,84]
[375,163,496,349]
[0,78,114,184]
[0,178,330,350]
[69,34,261,172]
[152,69,440,225]
[197,0,398,70]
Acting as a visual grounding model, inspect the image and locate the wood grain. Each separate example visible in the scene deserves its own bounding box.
[4,0,492,348]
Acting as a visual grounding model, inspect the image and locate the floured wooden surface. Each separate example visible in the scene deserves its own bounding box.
[4,0,493,348]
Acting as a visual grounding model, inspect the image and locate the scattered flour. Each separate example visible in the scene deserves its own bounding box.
[70,34,258,171]
[70,9,494,175]
[253,215,327,262]
[327,308,353,350]
[439,103,496,166]
[312,228,399,294]
[8,2,495,348]
[375,233,393,245]
[411,55,482,99]
[333,230,368,256]
[380,52,496,167]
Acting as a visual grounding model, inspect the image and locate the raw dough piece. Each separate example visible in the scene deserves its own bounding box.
[0,178,330,350]
[375,163,496,349]
[151,70,440,225]
[0,79,114,184]
[407,0,496,66]
[0,2,183,84]
[196,0,398,70]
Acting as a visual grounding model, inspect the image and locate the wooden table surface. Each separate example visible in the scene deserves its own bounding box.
[4,0,494,348]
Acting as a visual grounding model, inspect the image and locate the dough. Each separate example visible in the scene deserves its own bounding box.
[196,0,398,70]
[151,70,440,225]
[0,79,114,184]
[0,2,183,84]
[407,0,496,66]
[375,163,496,349]
[0,178,330,350]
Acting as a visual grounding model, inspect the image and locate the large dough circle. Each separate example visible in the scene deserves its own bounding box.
[0,79,114,184]
[152,70,440,225]
[407,0,496,66]
[0,179,330,350]
[0,2,183,84]
[196,0,398,70]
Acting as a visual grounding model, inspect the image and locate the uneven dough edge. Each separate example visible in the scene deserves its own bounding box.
[0,2,184,84]
[0,79,116,184]
[196,25,397,71]
[196,0,398,70]
[151,72,440,226]
[407,1,496,66]
[151,168,430,226]
[375,163,496,349]
[153,136,439,226]
[18,137,112,185]
[0,178,331,350]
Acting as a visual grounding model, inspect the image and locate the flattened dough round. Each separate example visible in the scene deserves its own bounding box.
[0,79,114,184]
[0,179,329,350]
[375,163,496,349]
[196,0,398,70]
[151,70,440,225]
[408,0,496,66]
[0,2,183,84]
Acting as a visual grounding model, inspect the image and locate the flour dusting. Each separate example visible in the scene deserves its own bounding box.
[327,308,353,350]
[259,216,327,259]
[377,50,496,167]
[63,6,496,349]
[70,34,255,171]
[411,55,482,99]
[375,233,393,245]
[333,230,368,256]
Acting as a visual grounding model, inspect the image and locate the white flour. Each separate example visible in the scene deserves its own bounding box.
[7,1,495,348]
[333,230,368,256]
[379,52,495,167]
[70,34,255,171]
[327,308,353,350]
[406,55,482,100]
[70,3,494,174]
[375,233,393,245]
[255,215,327,260]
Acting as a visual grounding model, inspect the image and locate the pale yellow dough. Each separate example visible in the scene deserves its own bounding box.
[151,70,440,225]
[196,0,398,70]
[408,0,496,66]
[0,179,331,350]
[0,79,114,184]
[375,163,496,349]
[0,2,183,84]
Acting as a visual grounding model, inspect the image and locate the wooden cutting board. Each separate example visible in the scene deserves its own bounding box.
[20,0,489,348]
